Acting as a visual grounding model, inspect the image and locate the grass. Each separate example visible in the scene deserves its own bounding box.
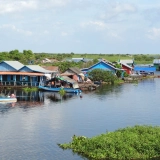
[58,125,160,160]
[72,54,131,62]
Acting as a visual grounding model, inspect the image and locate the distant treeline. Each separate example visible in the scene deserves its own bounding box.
[0,50,158,72]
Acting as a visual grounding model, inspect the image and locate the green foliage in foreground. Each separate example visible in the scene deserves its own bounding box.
[58,125,160,160]
[22,87,38,92]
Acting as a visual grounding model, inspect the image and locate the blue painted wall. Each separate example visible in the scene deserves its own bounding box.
[0,62,17,71]
[134,66,156,72]
[19,67,33,72]
[81,61,116,77]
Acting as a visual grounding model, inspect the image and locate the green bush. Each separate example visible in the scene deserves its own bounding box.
[88,69,117,84]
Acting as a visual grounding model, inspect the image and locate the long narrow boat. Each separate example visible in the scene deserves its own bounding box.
[39,86,82,93]
[0,97,17,103]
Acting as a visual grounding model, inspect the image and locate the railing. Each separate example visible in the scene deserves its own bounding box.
[0,81,39,87]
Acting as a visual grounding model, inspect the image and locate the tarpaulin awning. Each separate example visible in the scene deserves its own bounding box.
[58,76,79,89]
[61,76,77,84]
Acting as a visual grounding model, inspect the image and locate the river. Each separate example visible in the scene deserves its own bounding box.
[0,77,160,160]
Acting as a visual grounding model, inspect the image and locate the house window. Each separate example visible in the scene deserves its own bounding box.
[10,75,14,81]
[22,76,26,81]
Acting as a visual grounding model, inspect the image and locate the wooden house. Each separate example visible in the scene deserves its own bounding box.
[81,60,121,76]
[18,65,53,86]
[0,61,53,86]
[119,59,134,67]
[61,67,84,82]
[120,63,133,74]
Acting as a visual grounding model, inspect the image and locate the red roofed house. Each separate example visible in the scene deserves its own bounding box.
[121,63,133,74]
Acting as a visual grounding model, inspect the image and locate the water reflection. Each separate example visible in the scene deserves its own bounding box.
[94,84,122,95]
[46,92,81,102]
[0,89,44,113]
[1,78,160,160]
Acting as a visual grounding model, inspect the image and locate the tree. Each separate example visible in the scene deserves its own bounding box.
[115,63,123,78]
[88,69,117,84]
[23,50,35,64]
[93,59,98,64]
[9,49,22,61]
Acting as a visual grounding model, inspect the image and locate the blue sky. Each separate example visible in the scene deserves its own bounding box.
[0,0,160,54]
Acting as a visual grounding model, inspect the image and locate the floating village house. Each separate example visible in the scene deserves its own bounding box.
[120,63,133,74]
[81,60,124,77]
[119,59,134,67]
[133,65,156,74]
[0,61,54,86]
[61,67,84,82]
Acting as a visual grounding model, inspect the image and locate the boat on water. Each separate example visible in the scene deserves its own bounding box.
[0,93,17,103]
[0,97,17,103]
[39,86,81,93]
[39,76,82,93]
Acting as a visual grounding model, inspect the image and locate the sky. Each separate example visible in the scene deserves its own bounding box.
[0,0,160,54]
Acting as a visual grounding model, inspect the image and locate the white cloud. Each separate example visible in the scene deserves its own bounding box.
[80,20,122,40]
[0,0,75,15]
[147,28,160,40]
[48,0,72,7]
[81,21,107,30]
[0,1,38,14]
[0,24,32,36]
[100,2,137,20]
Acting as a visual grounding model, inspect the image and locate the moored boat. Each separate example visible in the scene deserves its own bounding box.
[39,75,82,93]
[0,97,17,103]
[39,86,81,93]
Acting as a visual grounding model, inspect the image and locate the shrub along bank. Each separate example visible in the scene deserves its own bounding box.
[58,125,160,160]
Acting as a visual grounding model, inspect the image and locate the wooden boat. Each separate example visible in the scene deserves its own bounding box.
[39,75,82,93]
[39,86,82,93]
[0,97,17,103]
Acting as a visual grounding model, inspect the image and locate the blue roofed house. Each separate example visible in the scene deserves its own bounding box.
[134,65,156,75]
[18,65,54,86]
[81,60,123,77]
[0,61,24,85]
[0,61,54,86]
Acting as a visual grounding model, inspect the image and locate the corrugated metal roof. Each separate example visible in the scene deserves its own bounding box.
[25,65,53,73]
[121,63,133,69]
[0,71,44,76]
[42,66,59,71]
[3,61,24,70]
[61,72,74,76]
[68,67,82,74]
[61,76,77,84]
[134,66,156,72]
[153,59,160,64]
[119,60,133,64]
[88,60,116,70]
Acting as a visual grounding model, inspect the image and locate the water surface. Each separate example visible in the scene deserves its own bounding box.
[0,78,160,160]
